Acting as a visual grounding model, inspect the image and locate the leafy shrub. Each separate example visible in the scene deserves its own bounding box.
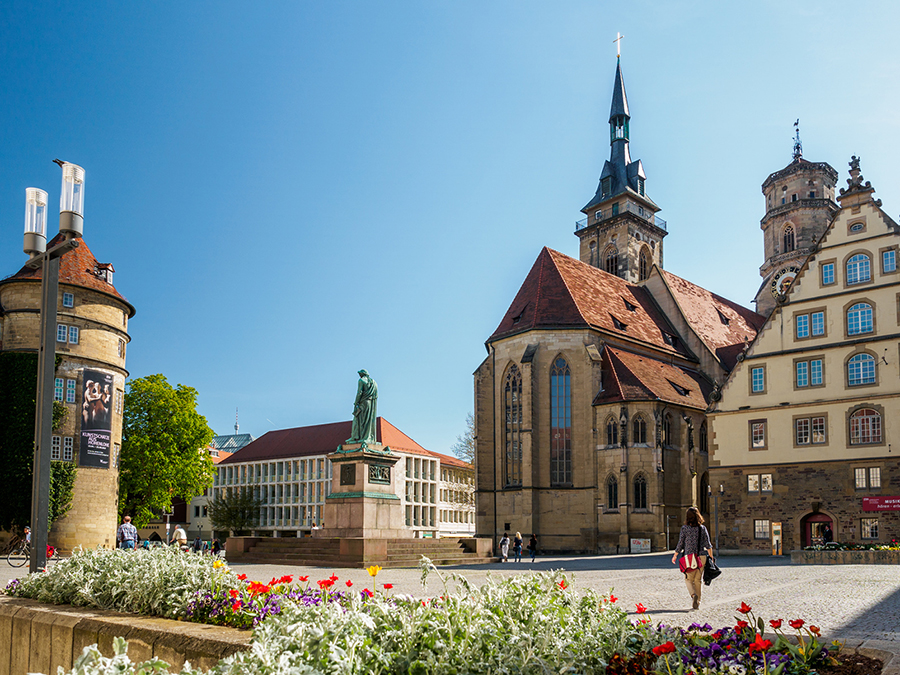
[5,546,236,618]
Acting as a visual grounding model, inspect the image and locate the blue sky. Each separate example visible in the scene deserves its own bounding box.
[2,1,899,454]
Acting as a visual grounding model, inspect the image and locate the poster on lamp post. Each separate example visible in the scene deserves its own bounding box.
[79,369,113,468]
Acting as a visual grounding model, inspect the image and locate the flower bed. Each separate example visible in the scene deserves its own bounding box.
[5,549,856,674]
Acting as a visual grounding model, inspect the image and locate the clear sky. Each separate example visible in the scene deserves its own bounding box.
[2,1,899,455]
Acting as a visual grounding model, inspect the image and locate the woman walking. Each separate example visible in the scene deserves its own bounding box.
[499,532,510,562]
[513,532,523,562]
[671,507,714,610]
[527,533,537,562]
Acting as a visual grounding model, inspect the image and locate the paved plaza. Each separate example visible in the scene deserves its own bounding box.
[3,552,898,647]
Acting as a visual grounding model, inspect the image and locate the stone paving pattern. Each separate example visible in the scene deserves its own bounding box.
[3,552,898,654]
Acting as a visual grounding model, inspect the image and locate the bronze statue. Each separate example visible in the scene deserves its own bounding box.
[347,370,378,445]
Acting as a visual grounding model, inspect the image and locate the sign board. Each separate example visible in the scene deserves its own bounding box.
[862,496,900,511]
[79,369,113,468]
[771,521,782,556]
[630,538,651,554]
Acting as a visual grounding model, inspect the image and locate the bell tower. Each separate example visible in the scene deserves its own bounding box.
[576,55,666,283]
[754,122,838,316]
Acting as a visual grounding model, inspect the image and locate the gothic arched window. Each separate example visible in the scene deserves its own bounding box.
[550,357,572,485]
[847,254,871,285]
[503,365,523,487]
[850,408,882,445]
[699,422,708,453]
[634,474,648,510]
[606,475,618,511]
[605,416,618,447]
[699,473,710,513]
[663,414,673,446]
[783,225,796,252]
[639,247,650,281]
[632,415,647,444]
[589,241,597,267]
[604,246,619,275]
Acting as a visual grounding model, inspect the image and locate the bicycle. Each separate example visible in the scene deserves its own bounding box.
[6,542,61,567]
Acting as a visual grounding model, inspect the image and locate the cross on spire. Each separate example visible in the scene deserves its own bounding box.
[614,32,624,58]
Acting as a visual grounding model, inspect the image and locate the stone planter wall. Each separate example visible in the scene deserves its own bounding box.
[0,596,250,675]
[791,549,900,564]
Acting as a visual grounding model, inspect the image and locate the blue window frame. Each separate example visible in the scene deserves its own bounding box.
[821,262,835,285]
[883,250,897,273]
[847,254,871,285]
[847,303,873,335]
[848,354,876,386]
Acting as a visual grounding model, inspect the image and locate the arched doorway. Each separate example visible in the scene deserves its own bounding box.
[800,513,833,547]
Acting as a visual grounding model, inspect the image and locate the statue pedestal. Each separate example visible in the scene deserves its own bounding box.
[319,442,412,539]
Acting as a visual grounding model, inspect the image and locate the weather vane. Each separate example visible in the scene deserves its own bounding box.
[793,119,802,160]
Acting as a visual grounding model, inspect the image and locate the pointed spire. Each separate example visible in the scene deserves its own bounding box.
[609,58,630,122]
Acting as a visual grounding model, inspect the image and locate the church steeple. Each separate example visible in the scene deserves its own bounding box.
[575,53,666,283]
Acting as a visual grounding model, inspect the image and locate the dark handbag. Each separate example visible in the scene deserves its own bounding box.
[703,557,722,586]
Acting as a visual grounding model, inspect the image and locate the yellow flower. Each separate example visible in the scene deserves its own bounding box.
[366,565,382,577]
[213,560,224,569]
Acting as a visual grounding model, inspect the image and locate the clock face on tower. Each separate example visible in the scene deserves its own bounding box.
[771,266,800,297]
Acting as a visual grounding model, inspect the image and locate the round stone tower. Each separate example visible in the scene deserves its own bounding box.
[0,235,134,550]
[754,138,839,316]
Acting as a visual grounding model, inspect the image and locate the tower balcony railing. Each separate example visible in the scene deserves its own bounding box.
[575,202,667,232]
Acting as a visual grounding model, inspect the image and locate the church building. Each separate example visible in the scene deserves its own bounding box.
[474,57,765,553]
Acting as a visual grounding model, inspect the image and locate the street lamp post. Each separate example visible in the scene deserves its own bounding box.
[24,162,84,573]
[708,483,724,557]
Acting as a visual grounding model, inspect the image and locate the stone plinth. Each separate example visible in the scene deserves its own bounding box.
[321,442,412,539]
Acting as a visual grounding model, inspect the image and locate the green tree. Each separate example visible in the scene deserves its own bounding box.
[207,487,264,536]
[0,352,78,532]
[451,412,475,464]
[119,374,215,527]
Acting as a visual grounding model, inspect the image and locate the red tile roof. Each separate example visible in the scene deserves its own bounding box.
[657,269,763,371]
[593,346,711,409]
[490,247,688,356]
[2,234,135,316]
[218,417,472,469]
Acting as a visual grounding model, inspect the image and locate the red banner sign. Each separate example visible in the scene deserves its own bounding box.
[862,496,900,511]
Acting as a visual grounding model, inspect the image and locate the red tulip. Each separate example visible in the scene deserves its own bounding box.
[362,588,373,598]
[738,602,752,614]
[383,583,393,590]
[651,641,676,656]
[609,594,618,603]
[231,601,241,612]
[735,620,749,630]
[237,574,247,581]
[558,580,568,590]
[345,580,353,587]
[299,576,309,582]
[748,633,772,655]
[635,603,647,614]
[769,619,782,629]
[229,589,239,598]
[809,625,821,636]
[789,619,805,630]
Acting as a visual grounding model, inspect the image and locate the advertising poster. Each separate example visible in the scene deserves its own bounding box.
[80,369,113,468]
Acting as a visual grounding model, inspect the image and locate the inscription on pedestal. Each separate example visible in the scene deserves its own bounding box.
[340,464,356,486]
[369,464,391,484]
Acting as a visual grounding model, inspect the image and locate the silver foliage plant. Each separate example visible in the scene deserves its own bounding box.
[6,546,237,619]
[49,557,663,675]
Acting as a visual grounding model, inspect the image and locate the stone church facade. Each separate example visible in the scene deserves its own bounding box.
[0,235,134,551]
[474,57,765,553]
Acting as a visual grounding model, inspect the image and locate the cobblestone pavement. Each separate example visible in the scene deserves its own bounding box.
[3,552,897,645]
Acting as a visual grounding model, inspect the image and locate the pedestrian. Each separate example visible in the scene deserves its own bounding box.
[211,538,223,557]
[513,532,523,562]
[169,524,188,550]
[528,533,538,562]
[671,507,713,610]
[116,516,138,550]
[822,524,833,544]
[192,536,202,552]
[499,532,510,562]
